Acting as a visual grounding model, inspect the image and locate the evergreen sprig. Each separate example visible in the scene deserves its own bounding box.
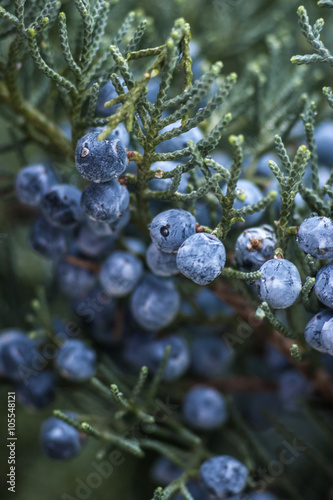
[292,4,333,108]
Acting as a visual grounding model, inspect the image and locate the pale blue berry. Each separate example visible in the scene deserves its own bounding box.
[29,217,69,259]
[256,259,302,309]
[298,216,333,260]
[321,317,333,355]
[81,180,129,223]
[314,264,333,309]
[99,251,143,297]
[182,386,227,430]
[55,339,97,381]
[89,123,130,148]
[200,455,248,497]
[75,132,127,182]
[146,243,179,277]
[304,310,333,353]
[16,370,55,409]
[56,257,96,298]
[16,164,57,207]
[40,412,85,459]
[149,209,196,253]
[145,335,190,381]
[176,233,226,285]
[0,330,35,381]
[235,225,276,272]
[191,337,233,377]
[130,275,180,331]
[41,184,83,228]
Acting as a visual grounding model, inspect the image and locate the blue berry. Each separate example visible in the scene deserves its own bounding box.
[40,413,85,459]
[149,209,196,253]
[16,370,55,409]
[41,184,83,228]
[149,161,189,194]
[304,310,333,353]
[182,386,227,430]
[15,164,56,206]
[321,317,333,355]
[0,330,35,381]
[200,455,248,497]
[56,257,96,298]
[77,223,116,258]
[130,274,180,331]
[156,120,203,154]
[89,123,130,148]
[256,258,302,309]
[81,180,129,223]
[314,120,333,167]
[150,457,182,485]
[235,225,276,272]
[297,216,333,260]
[314,264,333,309]
[145,335,190,381]
[146,243,179,277]
[75,132,127,182]
[55,339,97,381]
[232,179,264,226]
[29,216,68,259]
[176,233,226,285]
[191,337,233,377]
[99,251,143,297]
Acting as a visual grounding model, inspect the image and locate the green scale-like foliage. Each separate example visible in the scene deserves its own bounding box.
[2,2,333,500]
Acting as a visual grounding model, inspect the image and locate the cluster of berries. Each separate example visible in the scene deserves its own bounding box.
[2,62,333,497]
